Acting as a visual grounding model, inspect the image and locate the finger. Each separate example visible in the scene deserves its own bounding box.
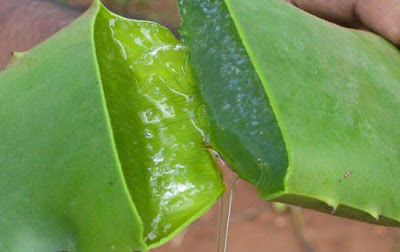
[285,0,400,46]
[356,0,400,46]
[285,0,358,23]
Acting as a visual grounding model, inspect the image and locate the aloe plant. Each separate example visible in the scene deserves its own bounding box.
[1,0,400,251]
[0,2,223,251]
[178,0,400,226]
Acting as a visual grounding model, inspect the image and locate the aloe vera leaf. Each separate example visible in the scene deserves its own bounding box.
[0,2,223,251]
[94,5,224,248]
[178,0,400,226]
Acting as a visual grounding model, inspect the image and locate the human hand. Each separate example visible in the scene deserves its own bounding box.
[286,0,400,46]
[1,0,398,71]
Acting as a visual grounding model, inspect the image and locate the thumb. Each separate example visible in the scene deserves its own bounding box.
[285,0,400,46]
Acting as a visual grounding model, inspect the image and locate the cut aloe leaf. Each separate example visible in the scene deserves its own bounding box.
[0,2,223,251]
[178,0,400,226]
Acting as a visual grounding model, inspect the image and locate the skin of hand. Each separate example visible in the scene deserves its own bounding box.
[0,0,398,70]
[286,0,400,46]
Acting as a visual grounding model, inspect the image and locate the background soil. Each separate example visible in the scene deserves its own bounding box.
[1,1,399,251]
[154,181,400,252]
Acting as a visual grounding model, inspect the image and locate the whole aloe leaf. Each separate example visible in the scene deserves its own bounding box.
[179,0,400,226]
[0,1,223,251]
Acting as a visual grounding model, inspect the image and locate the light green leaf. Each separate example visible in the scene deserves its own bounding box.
[178,0,400,226]
[0,2,223,251]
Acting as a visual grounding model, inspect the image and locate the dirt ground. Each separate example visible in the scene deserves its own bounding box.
[1,1,400,252]
[154,181,400,252]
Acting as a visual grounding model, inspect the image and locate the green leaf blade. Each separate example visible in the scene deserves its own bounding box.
[179,0,400,226]
[0,2,224,250]
[178,0,289,197]
[0,3,147,251]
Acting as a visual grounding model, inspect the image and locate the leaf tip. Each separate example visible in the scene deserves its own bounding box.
[369,210,380,222]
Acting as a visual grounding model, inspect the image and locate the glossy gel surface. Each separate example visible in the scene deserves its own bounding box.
[95,6,224,247]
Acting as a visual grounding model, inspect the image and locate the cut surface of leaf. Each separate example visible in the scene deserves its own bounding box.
[0,2,223,251]
[179,0,400,226]
[94,6,223,247]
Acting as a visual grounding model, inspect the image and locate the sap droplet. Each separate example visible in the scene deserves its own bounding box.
[144,128,153,138]
[152,148,164,164]
[146,231,157,241]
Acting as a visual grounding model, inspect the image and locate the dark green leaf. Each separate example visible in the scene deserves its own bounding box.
[179,0,400,226]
